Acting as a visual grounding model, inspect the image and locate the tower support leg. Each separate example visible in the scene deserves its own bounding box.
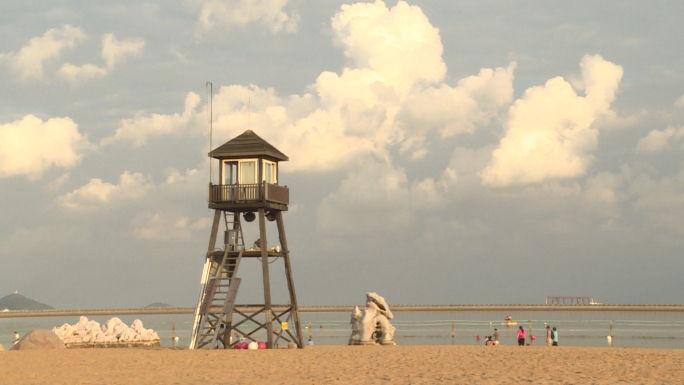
[276,211,303,347]
[258,209,274,348]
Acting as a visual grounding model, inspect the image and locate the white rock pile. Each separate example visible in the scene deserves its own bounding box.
[52,316,160,344]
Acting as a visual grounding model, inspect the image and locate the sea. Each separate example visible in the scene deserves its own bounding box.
[2,310,682,349]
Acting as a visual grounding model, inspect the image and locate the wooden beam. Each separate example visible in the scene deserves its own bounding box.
[207,209,221,255]
[258,209,274,348]
[276,211,303,347]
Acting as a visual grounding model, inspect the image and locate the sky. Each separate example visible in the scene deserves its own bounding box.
[1,1,684,309]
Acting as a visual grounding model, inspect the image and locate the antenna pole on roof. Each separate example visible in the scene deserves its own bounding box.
[248,97,251,130]
[206,82,213,184]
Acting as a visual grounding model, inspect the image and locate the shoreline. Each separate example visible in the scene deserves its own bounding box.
[3,304,684,319]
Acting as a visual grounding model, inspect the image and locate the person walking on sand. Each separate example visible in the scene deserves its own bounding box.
[552,327,558,346]
[517,326,525,346]
[546,325,552,347]
[492,328,499,345]
[13,331,20,345]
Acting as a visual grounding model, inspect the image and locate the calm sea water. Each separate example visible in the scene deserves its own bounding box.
[2,311,682,349]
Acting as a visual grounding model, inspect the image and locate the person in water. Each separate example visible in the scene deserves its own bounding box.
[517,326,525,346]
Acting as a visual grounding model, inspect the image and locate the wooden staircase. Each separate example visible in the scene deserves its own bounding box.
[190,215,244,349]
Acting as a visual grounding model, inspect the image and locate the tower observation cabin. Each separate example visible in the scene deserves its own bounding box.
[208,129,289,210]
[190,130,303,349]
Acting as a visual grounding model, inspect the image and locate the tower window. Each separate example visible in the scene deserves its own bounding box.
[239,160,256,184]
[263,160,277,184]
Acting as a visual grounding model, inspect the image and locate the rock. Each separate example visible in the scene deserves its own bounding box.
[10,329,64,350]
[288,342,297,349]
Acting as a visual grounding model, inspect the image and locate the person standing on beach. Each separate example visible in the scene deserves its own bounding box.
[546,325,552,346]
[552,327,558,346]
[215,324,225,349]
[13,331,19,345]
[493,328,499,345]
[517,326,525,346]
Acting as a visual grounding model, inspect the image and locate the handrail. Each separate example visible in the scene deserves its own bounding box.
[209,183,289,205]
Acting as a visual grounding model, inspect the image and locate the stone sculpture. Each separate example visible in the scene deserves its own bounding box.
[349,292,396,345]
[52,316,160,346]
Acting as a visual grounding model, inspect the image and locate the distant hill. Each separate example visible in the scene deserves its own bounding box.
[144,302,174,308]
[0,293,54,310]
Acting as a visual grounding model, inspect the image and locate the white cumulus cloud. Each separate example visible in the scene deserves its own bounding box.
[101,33,145,69]
[316,161,443,237]
[204,1,514,173]
[0,115,88,180]
[481,54,623,187]
[103,0,515,185]
[58,171,153,210]
[58,63,108,84]
[636,126,684,153]
[198,0,299,34]
[0,25,86,81]
[331,0,446,94]
[58,33,144,85]
[100,92,202,147]
[132,212,211,241]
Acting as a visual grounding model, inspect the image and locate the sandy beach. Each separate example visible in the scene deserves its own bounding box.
[1,345,682,384]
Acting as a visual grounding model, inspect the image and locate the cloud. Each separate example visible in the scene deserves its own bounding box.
[92,0,514,178]
[396,64,516,158]
[316,161,445,237]
[629,169,684,234]
[132,212,211,241]
[674,94,684,109]
[331,0,446,93]
[0,115,89,180]
[198,0,299,34]
[101,0,514,183]
[101,33,145,69]
[582,167,632,220]
[201,1,514,173]
[58,63,108,84]
[636,126,684,153]
[100,92,202,147]
[0,25,86,81]
[58,171,153,210]
[481,54,623,187]
[58,33,144,85]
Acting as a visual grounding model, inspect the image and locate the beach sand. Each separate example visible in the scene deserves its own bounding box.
[1,345,682,384]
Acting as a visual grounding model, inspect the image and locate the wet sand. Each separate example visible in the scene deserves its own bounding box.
[1,345,682,384]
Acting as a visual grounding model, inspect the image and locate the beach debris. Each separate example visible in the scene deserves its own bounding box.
[349,292,396,345]
[52,316,160,345]
[248,341,258,350]
[10,329,64,350]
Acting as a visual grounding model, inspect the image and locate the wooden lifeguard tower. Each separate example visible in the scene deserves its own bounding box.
[189,130,303,349]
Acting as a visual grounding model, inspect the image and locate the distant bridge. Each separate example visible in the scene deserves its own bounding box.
[2,304,684,318]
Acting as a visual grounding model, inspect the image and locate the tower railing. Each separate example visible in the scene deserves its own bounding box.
[209,182,289,205]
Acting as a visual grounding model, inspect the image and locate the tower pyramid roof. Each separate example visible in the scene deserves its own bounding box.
[210,130,288,161]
